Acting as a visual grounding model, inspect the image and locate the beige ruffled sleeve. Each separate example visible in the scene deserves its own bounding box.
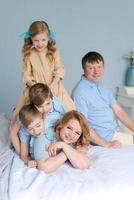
[52,49,65,79]
[22,57,35,86]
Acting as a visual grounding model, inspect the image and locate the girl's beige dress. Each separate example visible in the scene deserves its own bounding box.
[13,49,75,116]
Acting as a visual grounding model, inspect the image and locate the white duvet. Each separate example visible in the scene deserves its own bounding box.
[9,146,134,200]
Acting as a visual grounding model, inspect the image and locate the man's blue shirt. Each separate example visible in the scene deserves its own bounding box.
[72,75,119,141]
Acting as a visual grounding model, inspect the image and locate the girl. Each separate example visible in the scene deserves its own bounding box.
[12,20,75,124]
[34,110,91,173]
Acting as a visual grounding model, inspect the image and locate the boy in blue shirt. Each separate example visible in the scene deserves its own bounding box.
[10,83,66,160]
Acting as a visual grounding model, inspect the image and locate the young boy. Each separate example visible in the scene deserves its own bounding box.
[19,104,44,167]
[10,83,66,157]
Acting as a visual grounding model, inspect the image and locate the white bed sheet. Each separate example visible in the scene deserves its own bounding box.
[9,146,134,200]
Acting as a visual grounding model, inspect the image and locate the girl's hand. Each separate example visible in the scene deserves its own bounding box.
[28,160,37,168]
[50,77,60,95]
[46,142,64,157]
[26,80,36,88]
[49,83,55,95]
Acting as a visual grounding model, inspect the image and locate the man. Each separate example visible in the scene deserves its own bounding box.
[72,51,134,145]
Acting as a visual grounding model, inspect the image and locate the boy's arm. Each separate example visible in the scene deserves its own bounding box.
[10,122,21,154]
[21,142,37,168]
[20,143,29,164]
[19,126,32,165]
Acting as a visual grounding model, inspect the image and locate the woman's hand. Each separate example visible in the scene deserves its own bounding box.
[46,142,64,157]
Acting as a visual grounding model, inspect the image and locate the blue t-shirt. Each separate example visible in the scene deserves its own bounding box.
[34,128,56,160]
[19,96,66,159]
[72,75,119,141]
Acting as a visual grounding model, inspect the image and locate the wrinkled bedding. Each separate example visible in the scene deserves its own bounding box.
[0,149,14,200]
[0,112,134,200]
[8,146,134,200]
[0,113,14,200]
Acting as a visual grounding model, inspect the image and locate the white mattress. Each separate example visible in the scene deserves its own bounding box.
[8,146,134,200]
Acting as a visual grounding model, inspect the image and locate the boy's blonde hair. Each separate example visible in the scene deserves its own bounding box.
[22,20,56,61]
[29,83,53,106]
[55,110,90,148]
[19,104,43,128]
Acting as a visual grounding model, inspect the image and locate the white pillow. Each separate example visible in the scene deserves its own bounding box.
[0,112,10,152]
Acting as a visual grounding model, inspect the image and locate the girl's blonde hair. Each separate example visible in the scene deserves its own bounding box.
[22,21,56,61]
[55,110,90,148]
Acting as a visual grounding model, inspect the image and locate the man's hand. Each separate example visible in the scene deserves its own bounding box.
[108,140,122,148]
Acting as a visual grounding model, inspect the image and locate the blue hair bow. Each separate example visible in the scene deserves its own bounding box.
[19,31,30,39]
[49,30,56,42]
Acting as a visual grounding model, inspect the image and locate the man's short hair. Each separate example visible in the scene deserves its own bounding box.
[82,51,104,69]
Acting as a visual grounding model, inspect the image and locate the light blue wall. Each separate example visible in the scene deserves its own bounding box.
[0,0,134,117]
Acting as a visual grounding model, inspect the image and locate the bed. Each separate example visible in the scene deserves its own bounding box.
[0,112,134,200]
